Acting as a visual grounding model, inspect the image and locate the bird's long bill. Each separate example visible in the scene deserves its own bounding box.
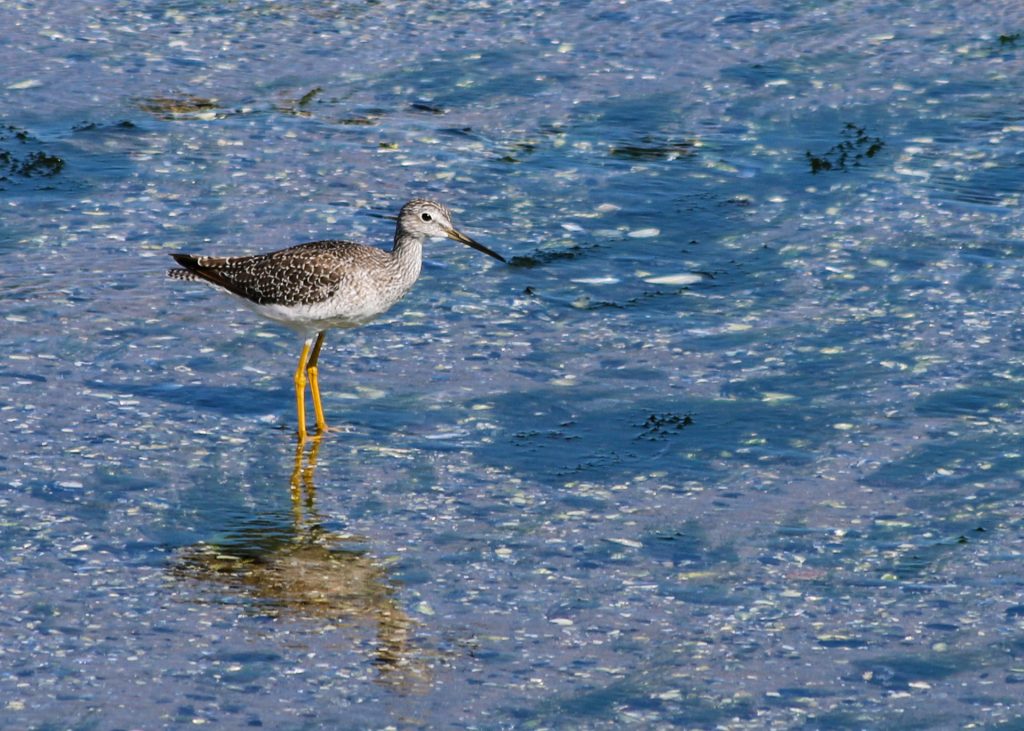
[446,226,506,263]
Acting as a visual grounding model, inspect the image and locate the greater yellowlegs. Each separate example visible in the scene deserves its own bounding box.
[168,199,505,441]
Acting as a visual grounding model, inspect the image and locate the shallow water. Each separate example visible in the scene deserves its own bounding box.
[2,1,1024,728]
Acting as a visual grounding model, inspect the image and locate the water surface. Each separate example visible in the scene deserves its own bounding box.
[2,1,1024,728]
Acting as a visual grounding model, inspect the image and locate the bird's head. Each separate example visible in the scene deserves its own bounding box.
[399,199,505,262]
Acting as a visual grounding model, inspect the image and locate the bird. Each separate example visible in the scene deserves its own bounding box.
[168,199,505,441]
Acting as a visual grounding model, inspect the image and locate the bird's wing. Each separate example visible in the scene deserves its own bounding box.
[170,241,384,306]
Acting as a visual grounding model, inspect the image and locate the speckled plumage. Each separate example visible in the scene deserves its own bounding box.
[168,198,504,441]
[169,239,420,335]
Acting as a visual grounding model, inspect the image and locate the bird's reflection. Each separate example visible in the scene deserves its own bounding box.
[172,437,429,690]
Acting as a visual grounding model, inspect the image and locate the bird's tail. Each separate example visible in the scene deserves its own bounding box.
[166,252,240,295]
[168,266,201,281]
[168,253,211,281]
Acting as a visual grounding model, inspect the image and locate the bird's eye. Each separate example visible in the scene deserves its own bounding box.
[420,212,432,222]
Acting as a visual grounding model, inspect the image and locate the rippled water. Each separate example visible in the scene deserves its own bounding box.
[2,1,1024,728]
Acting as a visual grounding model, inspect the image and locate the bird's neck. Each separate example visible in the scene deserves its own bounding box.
[392,232,423,257]
[390,232,424,279]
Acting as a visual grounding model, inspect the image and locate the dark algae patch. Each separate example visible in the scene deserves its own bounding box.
[2,151,64,178]
[276,87,324,117]
[499,140,538,164]
[0,125,64,181]
[409,101,445,114]
[297,86,322,107]
[509,244,597,268]
[806,123,885,173]
[72,120,137,132]
[610,136,697,161]
[637,413,694,440]
[138,94,220,119]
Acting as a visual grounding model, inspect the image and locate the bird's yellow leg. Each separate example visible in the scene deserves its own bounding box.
[306,331,329,434]
[294,339,313,442]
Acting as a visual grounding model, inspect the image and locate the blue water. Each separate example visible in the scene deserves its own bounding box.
[2,1,1024,728]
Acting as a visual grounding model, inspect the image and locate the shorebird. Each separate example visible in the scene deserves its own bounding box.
[168,199,504,441]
